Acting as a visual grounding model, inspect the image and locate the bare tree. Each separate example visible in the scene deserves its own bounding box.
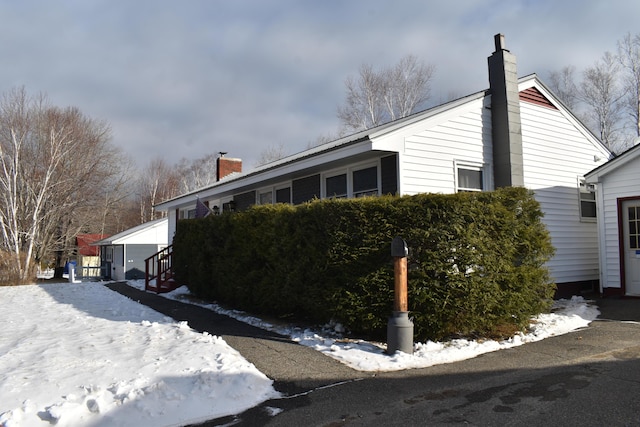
[580,52,625,152]
[383,55,435,121]
[254,143,288,167]
[176,153,218,193]
[135,152,225,222]
[135,157,179,222]
[547,65,579,109]
[337,55,435,134]
[338,64,386,133]
[0,87,126,283]
[618,32,640,139]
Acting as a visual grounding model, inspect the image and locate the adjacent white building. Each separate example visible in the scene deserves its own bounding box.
[94,218,168,282]
[585,144,640,297]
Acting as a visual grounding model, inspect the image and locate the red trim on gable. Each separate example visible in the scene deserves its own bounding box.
[519,87,557,110]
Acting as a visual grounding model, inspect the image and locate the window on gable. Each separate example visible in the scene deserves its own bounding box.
[456,165,484,192]
[353,166,378,197]
[578,178,596,220]
[326,173,347,199]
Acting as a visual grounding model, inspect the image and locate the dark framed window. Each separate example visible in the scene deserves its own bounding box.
[353,166,378,197]
[292,174,320,204]
[326,173,347,198]
[276,187,291,204]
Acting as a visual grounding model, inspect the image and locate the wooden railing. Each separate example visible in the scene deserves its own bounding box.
[144,245,180,293]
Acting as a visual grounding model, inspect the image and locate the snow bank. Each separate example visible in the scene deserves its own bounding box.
[0,283,279,427]
[142,281,600,373]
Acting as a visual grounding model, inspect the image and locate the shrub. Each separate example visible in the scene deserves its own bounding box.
[173,187,555,341]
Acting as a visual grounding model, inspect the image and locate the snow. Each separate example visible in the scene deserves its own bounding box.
[145,281,599,372]
[0,280,599,427]
[0,283,279,427]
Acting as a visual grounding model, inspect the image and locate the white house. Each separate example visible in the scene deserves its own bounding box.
[94,218,168,282]
[585,143,640,297]
[155,35,611,296]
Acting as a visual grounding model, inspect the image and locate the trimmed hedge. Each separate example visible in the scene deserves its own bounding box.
[173,187,555,341]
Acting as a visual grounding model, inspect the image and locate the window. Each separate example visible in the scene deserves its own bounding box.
[259,190,273,205]
[456,165,484,192]
[578,178,596,220]
[276,187,291,203]
[326,173,347,199]
[323,164,380,199]
[629,206,639,249]
[353,166,378,197]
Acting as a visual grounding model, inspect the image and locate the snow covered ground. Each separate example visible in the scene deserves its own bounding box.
[0,283,279,427]
[0,280,599,427]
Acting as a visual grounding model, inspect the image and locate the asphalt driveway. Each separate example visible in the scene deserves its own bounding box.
[106,283,640,426]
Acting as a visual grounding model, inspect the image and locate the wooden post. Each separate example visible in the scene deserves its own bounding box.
[394,256,408,312]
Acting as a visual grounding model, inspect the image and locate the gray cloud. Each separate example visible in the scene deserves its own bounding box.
[1,0,638,169]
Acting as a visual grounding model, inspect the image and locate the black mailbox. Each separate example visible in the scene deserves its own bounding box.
[391,236,408,258]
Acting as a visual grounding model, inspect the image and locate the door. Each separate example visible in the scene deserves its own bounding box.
[623,200,640,296]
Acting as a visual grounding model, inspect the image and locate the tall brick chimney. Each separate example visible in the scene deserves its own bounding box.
[488,34,524,188]
[216,152,242,181]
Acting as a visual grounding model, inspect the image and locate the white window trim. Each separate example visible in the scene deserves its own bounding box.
[454,160,487,192]
[323,169,348,199]
[255,182,293,205]
[578,176,597,222]
[257,187,274,205]
[352,164,380,198]
[322,160,381,199]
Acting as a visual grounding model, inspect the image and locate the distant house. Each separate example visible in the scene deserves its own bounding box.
[155,34,611,297]
[75,234,109,278]
[93,218,168,281]
[585,143,640,296]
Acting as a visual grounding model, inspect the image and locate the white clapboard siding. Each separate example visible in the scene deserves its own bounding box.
[401,101,491,195]
[520,101,607,283]
[598,160,640,289]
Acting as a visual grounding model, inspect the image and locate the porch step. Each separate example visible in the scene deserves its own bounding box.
[147,278,181,294]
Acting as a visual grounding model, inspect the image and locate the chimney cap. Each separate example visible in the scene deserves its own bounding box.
[494,33,507,52]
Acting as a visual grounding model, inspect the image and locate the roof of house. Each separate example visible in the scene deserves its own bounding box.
[92,218,168,246]
[76,234,109,256]
[585,142,640,182]
[154,73,608,211]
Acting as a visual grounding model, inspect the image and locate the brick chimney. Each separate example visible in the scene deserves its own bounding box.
[488,34,524,188]
[216,152,242,181]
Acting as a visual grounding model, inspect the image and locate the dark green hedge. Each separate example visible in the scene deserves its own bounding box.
[173,187,555,341]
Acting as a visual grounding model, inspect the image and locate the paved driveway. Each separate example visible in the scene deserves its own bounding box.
[106,284,640,426]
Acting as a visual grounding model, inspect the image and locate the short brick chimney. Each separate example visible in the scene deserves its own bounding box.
[216,153,242,181]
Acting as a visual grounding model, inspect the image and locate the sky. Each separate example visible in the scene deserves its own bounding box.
[1,0,639,170]
[0,280,598,426]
